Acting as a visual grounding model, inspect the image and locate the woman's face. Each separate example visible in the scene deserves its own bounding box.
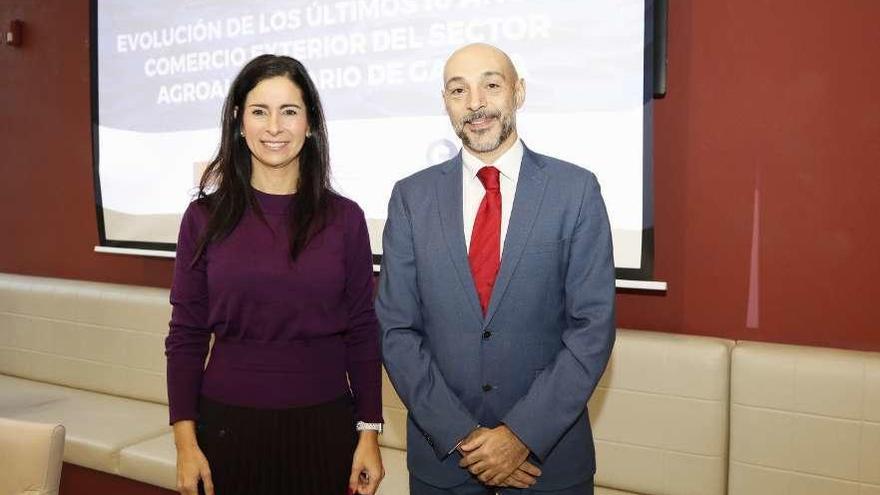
[240,76,310,172]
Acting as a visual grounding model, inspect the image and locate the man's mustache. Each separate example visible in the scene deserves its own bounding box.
[461,110,501,125]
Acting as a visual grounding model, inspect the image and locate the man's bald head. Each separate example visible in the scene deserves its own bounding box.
[443,43,520,87]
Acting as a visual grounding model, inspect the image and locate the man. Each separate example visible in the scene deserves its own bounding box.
[376,43,616,494]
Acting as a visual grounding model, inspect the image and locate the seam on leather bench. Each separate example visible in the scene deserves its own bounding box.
[730,459,880,487]
[732,403,880,424]
[0,311,163,337]
[595,385,727,403]
[596,439,725,459]
[0,346,166,377]
[0,373,167,408]
[0,397,67,412]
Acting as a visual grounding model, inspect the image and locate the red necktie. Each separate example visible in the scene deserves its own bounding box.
[469,166,501,316]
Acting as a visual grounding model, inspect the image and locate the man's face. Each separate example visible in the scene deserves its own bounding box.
[442,46,524,156]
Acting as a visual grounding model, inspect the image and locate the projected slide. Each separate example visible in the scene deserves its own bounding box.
[94,0,651,274]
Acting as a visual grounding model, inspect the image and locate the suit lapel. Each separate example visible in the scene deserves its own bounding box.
[435,156,484,323]
[483,147,547,327]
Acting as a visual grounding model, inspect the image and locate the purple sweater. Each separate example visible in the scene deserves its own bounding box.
[165,189,382,425]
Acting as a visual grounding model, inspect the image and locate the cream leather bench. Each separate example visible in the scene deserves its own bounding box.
[0,272,736,495]
[591,329,734,495]
[729,341,880,495]
[0,274,169,480]
[0,274,171,478]
[6,272,876,495]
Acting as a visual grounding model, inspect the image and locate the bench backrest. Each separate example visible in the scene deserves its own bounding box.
[589,329,735,495]
[729,341,880,495]
[0,273,170,404]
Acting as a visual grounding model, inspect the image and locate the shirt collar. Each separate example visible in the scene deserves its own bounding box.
[461,139,524,181]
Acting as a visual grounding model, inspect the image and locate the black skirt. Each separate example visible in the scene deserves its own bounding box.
[196,394,357,495]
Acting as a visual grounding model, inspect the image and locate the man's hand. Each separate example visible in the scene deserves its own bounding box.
[458,425,530,486]
[497,461,542,488]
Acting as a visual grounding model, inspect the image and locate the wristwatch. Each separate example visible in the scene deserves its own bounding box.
[355,421,384,433]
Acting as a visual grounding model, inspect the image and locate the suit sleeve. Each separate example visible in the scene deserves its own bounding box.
[501,174,616,461]
[376,183,480,459]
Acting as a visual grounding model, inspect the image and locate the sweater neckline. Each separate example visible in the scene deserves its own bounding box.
[252,187,294,215]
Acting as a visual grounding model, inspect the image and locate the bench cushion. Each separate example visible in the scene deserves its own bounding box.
[118,432,177,491]
[729,341,880,495]
[0,273,169,404]
[589,329,734,495]
[0,375,169,474]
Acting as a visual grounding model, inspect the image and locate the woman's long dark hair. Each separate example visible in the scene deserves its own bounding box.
[192,54,333,263]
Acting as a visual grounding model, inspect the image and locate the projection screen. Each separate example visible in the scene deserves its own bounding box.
[92,0,656,280]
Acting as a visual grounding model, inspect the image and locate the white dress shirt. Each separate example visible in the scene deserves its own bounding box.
[461,140,523,257]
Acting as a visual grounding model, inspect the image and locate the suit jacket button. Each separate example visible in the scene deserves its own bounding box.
[482,384,493,392]
[482,330,492,339]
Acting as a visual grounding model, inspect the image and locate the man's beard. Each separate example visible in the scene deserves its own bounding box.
[455,109,516,153]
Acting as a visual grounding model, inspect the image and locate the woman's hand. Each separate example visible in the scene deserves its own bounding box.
[348,430,384,495]
[173,420,214,495]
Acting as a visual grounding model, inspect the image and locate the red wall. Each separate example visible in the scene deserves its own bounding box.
[2,1,878,351]
[0,1,172,287]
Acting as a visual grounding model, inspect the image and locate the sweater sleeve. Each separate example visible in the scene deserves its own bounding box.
[165,202,212,425]
[342,202,384,423]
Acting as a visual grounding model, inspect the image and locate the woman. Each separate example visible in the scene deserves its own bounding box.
[165,54,384,495]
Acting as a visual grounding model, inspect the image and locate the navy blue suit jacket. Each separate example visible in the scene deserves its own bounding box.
[376,145,616,489]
